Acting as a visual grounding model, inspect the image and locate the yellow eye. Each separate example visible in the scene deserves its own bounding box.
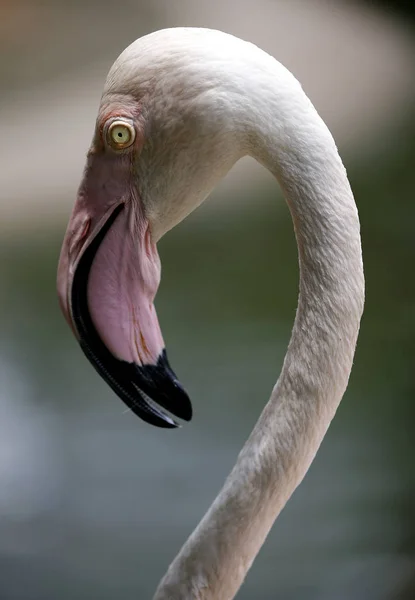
[107,120,136,149]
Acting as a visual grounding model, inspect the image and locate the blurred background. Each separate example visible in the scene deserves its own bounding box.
[0,0,414,598]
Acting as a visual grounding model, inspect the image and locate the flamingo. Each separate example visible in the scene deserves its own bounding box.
[57,28,364,600]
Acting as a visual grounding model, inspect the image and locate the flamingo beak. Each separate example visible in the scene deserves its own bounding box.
[57,156,192,428]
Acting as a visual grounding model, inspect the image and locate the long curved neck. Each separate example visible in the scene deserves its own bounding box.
[154,62,364,600]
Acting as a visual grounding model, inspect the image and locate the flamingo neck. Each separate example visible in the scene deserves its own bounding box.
[154,59,364,600]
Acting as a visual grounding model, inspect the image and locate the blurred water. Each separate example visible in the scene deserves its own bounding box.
[0,117,414,599]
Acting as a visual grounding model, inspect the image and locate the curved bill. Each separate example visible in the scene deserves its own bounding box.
[57,172,192,428]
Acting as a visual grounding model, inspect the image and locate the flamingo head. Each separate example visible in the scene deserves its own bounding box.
[57,29,244,428]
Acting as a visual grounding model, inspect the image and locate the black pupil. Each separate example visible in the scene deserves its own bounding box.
[118,132,123,137]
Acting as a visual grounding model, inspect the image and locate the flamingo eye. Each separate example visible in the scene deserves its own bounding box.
[106,120,136,150]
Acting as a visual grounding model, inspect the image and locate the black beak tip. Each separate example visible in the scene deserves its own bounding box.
[78,337,192,429]
[119,365,193,428]
[134,350,192,424]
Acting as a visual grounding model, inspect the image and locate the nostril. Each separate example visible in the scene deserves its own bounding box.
[68,217,91,262]
[80,219,91,241]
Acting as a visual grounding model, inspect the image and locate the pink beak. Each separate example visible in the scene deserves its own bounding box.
[57,151,191,428]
